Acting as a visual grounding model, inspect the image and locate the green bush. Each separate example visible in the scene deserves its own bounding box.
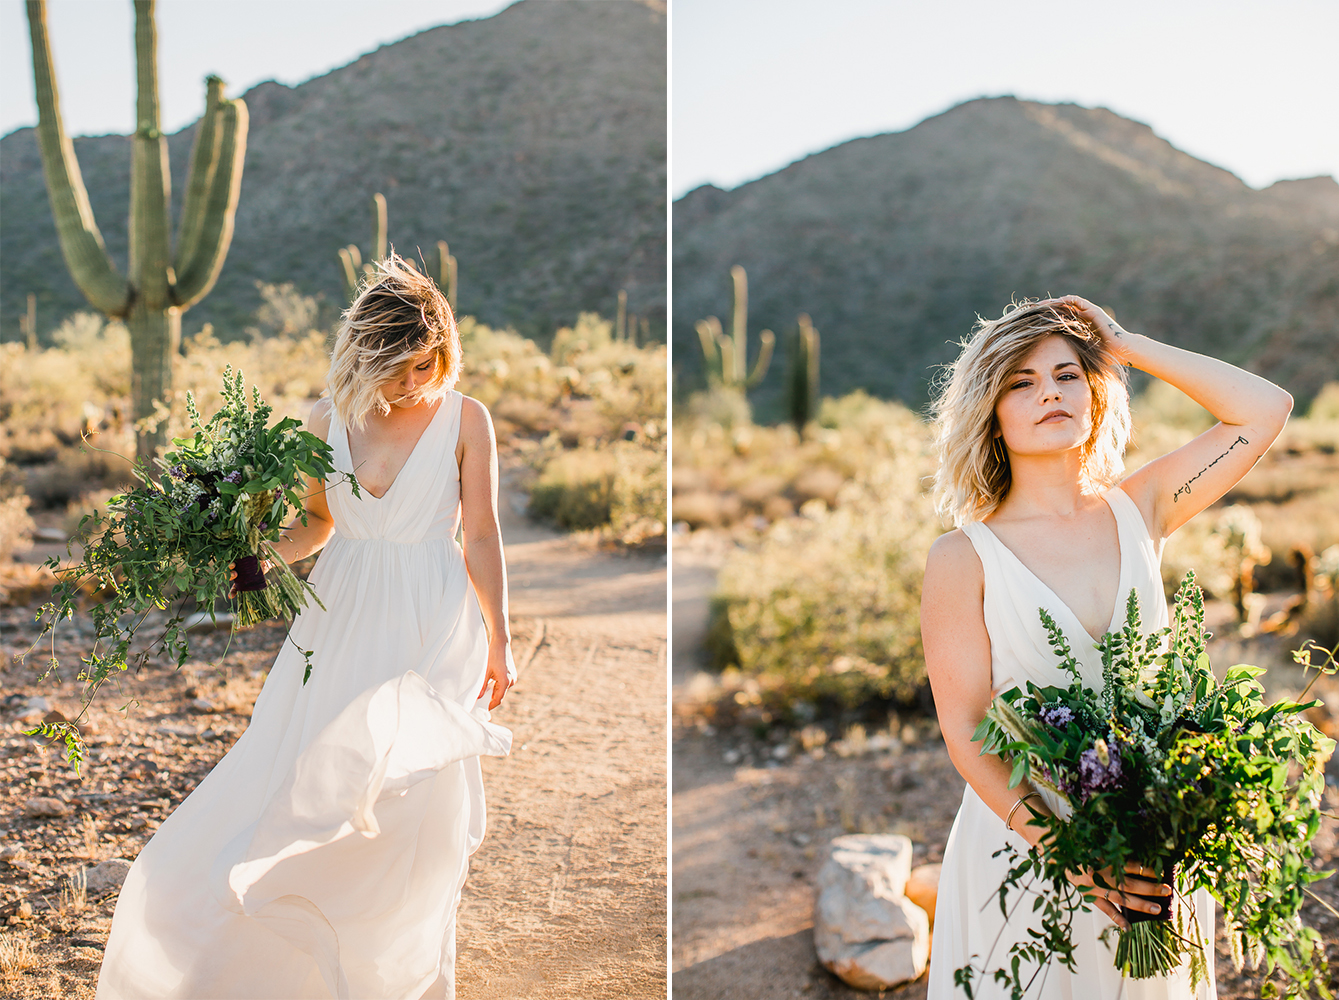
[529,440,666,544]
[711,450,940,716]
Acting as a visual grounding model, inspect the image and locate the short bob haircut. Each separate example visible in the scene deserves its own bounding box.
[327,252,461,430]
[929,298,1131,526]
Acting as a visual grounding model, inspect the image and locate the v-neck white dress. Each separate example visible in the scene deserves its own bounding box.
[926,486,1216,999]
[97,390,512,1000]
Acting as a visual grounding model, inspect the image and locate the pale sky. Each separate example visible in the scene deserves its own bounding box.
[673,0,1339,196]
[0,0,514,138]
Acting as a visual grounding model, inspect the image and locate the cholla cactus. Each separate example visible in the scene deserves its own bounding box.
[26,0,248,460]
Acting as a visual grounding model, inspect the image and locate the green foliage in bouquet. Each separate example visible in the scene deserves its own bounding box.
[960,573,1336,999]
[28,368,356,769]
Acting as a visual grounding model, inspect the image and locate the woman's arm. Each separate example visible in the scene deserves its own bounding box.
[1062,296,1293,539]
[457,395,516,709]
[266,398,337,566]
[922,530,1164,927]
[232,399,337,590]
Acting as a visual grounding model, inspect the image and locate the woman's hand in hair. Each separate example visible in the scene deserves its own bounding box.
[1048,295,1133,362]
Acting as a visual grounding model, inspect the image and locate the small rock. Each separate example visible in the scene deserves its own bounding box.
[155,723,198,739]
[0,845,26,861]
[127,814,149,831]
[906,863,942,926]
[25,796,69,819]
[771,744,791,761]
[814,834,930,990]
[188,697,218,714]
[33,527,67,542]
[17,696,50,722]
[9,859,35,872]
[81,858,132,896]
[723,748,742,765]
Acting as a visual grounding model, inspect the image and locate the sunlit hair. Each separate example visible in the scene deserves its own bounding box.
[326,251,461,429]
[929,298,1131,526]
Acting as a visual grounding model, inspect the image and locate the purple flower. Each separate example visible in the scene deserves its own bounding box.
[224,470,243,485]
[1077,739,1124,800]
[170,463,187,479]
[1040,705,1074,729]
[259,521,269,532]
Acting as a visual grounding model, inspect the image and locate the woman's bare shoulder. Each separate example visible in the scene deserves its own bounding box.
[926,527,979,569]
[307,397,334,439]
[458,394,494,436]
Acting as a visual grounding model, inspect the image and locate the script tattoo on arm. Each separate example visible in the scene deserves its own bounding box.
[1172,435,1250,502]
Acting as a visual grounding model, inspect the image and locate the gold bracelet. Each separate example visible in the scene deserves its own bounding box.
[1005,792,1041,832]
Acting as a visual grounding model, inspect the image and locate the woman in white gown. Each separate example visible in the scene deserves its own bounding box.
[97,255,517,1000]
[920,296,1293,999]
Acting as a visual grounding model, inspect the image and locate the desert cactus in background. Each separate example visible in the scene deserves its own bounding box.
[694,265,774,390]
[337,193,388,301]
[337,197,458,313]
[431,240,458,314]
[786,313,821,430]
[20,295,36,350]
[26,0,247,460]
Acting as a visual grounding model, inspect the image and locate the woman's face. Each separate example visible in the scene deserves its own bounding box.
[381,349,438,408]
[994,335,1094,458]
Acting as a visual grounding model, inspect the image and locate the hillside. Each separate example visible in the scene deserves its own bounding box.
[673,97,1339,412]
[1,0,665,343]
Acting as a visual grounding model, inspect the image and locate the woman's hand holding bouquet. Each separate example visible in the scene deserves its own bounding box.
[28,368,358,767]
[959,573,1336,999]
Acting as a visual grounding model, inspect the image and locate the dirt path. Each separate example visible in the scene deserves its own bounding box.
[670,532,1339,1000]
[0,490,667,999]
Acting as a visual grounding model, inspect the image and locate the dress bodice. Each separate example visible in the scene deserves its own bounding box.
[960,486,1168,695]
[325,390,464,544]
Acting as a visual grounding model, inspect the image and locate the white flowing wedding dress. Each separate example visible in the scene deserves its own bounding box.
[927,486,1216,1000]
[98,390,512,1000]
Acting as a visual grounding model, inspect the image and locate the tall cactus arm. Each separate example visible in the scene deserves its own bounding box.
[744,330,775,389]
[24,0,130,316]
[129,0,171,307]
[338,248,360,301]
[173,96,248,308]
[174,76,224,274]
[729,265,748,384]
[695,317,724,386]
[372,193,387,263]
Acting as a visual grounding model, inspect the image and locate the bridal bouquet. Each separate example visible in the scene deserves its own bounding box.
[31,368,357,766]
[958,574,1335,1000]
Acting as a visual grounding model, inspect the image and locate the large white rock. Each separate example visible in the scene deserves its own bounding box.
[814,834,930,991]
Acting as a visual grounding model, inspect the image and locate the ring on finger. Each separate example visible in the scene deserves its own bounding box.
[1103,888,1111,902]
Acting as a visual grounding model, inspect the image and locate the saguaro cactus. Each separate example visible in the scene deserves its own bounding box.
[26,0,247,461]
[337,193,388,301]
[786,313,821,430]
[694,264,774,390]
[431,239,458,315]
[338,196,458,313]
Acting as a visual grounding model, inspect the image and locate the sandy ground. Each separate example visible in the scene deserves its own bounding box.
[0,488,667,999]
[670,529,1339,1000]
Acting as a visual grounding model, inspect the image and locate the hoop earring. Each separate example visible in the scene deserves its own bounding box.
[992,436,1007,464]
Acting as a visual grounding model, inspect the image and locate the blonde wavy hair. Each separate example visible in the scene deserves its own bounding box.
[929,298,1131,526]
[327,252,461,430]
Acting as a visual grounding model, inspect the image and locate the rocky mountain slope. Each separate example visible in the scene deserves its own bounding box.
[673,97,1339,412]
[1,0,665,343]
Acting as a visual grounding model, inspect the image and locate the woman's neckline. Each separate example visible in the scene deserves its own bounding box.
[977,488,1128,644]
[346,394,449,501]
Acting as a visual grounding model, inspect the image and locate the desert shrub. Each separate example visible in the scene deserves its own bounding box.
[0,458,34,562]
[672,390,930,531]
[710,440,940,718]
[3,301,665,542]
[1162,503,1269,603]
[528,439,666,543]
